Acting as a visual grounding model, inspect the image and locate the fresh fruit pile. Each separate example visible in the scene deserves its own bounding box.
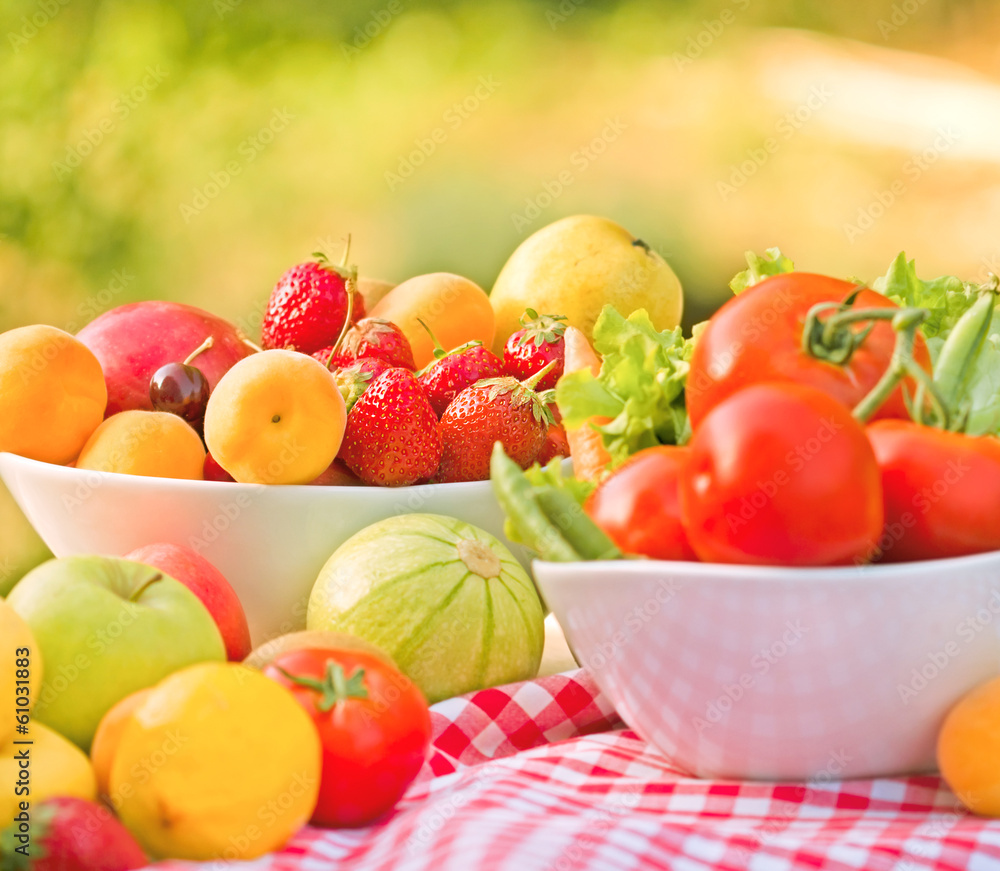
[0,508,545,864]
[0,216,676,487]
[12,212,1000,859]
[0,215,672,864]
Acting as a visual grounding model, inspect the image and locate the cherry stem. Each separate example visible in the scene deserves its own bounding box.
[273,661,368,713]
[242,337,263,354]
[183,336,214,366]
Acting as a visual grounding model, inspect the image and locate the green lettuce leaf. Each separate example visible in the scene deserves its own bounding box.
[871,251,981,339]
[729,248,795,294]
[555,305,692,468]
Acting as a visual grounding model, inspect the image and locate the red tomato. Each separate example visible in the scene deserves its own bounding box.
[687,273,932,429]
[679,382,884,566]
[264,647,431,827]
[584,445,696,560]
[867,420,1000,562]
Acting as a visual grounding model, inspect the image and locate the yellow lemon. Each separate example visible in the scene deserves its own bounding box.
[110,662,320,861]
[204,350,346,484]
[938,675,1000,816]
[490,215,684,353]
[0,599,41,747]
[0,720,97,827]
[76,410,205,479]
[0,325,107,464]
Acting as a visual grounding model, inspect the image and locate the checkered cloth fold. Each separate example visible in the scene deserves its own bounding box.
[151,669,999,871]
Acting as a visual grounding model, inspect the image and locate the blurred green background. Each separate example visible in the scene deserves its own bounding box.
[3,0,1000,589]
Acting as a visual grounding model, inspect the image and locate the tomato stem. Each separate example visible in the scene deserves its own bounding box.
[851,309,944,423]
[803,300,908,365]
[274,661,369,712]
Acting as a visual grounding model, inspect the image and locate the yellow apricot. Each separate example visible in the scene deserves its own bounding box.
[0,325,107,464]
[938,675,1000,816]
[204,350,346,485]
[77,410,205,479]
[370,273,494,369]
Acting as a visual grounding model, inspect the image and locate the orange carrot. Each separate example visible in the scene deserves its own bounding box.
[562,326,612,482]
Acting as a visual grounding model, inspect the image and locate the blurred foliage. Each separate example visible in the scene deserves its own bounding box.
[2,0,1000,582]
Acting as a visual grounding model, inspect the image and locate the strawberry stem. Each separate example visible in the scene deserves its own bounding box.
[521,359,557,391]
[417,319,448,360]
[183,336,214,366]
[330,279,357,360]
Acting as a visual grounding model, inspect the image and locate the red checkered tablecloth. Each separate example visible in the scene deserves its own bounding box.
[151,669,1000,871]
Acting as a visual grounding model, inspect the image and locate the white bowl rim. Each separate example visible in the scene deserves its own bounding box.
[533,546,1000,583]
[0,451,495,494]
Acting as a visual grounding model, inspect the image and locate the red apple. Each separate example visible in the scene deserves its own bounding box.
[124,543,252,661]
[77,301,254,417]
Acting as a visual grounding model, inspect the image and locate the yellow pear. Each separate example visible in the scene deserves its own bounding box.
[0,598,41,747]
[490,215,684,354]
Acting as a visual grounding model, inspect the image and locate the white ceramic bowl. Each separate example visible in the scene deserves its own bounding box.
[534,554,1000,781]
[0,452,532,645]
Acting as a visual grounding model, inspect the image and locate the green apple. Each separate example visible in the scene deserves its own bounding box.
[8,556,226,750]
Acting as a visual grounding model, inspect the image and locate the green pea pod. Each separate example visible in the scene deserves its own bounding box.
[931,290,996,425]
[489,444,580,562]
[533,486,622,561]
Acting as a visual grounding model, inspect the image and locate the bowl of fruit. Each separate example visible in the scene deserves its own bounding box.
[0,219,678,645]
[492,250,1000,781]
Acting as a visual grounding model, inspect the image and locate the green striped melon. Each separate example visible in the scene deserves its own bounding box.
[306,513,545,703]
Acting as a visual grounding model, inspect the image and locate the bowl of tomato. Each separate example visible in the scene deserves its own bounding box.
[534,551,1000,781]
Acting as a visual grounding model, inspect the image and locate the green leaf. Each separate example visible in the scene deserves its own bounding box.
[729,248,795,294]
[555,305,692,468]
[871,251,981,339]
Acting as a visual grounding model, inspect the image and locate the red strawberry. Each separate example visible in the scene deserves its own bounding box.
[339,318,415,370]
[537,421,570,465]
[419,340,505,417]
[435,365,555,483]
[340,368,442,486]
[331,357,392,413]
[503,309,567,390]
[0,796,147,871]
[261,252,365,355]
